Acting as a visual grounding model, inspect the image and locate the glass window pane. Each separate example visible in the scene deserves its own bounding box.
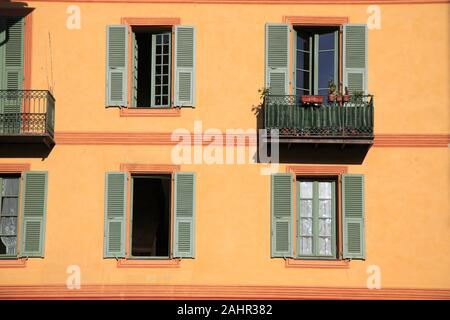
[162,96,168,106]
[163,65,168,74]
[155,96,161,105]
[319,218,332,236]
[318,51,335,89]
[319,32,335,51]
[296,70,310,92]
[300,181,313,198]
[156,35,162,44]
[300,237,312,255]
[155,86,161,95]
[163,86,168,94]
[163,55,169,64]
[163,75,169,85]
[296,50,310,70]
[319,237,332,256]
[2,178,19,196]
[156,55,161,65]
[300,200,312,217]
[319,199,332,217]
[156,45,161,54]
[1,197,18,216]
[163,45,169,54]
[296,31,310,51]
[301,218,313,236]
[319,182,332,199]
[0,217,18,236]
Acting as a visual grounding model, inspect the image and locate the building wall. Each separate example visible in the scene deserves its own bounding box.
[0,0,449,297]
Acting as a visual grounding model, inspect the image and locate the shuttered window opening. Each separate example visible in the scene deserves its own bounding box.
[265,23,368,98]
[103,172,196,259]
[271,173,365,260]
[106,24,196,108]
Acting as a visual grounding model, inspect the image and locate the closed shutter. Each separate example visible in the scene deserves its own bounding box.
[343,24,368,95]
[104,172,126,258]
[0,16,24,114]
[265,24,290,96]
[342,174,365,259]
[20,172,48,257]
[174,26,196,107]
[271,173,293,257]
[106,25,128,107]
[173,172,196,258]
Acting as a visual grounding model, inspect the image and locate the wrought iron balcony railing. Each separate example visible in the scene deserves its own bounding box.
[264,95,374,139]
[0,90,55,138]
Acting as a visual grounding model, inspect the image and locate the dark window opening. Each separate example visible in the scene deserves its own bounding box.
[133,27,172,108]
[131,175,171,258]
[294,26,339,100]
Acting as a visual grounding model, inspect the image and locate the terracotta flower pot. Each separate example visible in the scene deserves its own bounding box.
[301,95,324,105]
[328,94,336,103]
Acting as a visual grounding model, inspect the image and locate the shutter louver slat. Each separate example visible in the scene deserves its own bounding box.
[343,24,368,95]
[174,26,196,107]
[106,25,128,106]
[342,174,365,260]
[271,173,293,258]
[1,16,24,115]
[174,172,196,258]
[104,172,126,258]
[265,24,290,96]
[20,172,48,257]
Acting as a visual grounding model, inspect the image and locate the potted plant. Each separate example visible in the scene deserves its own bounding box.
[343,86,350,103]
[328,81,337,103]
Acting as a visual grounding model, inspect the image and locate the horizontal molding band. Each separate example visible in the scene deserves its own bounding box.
[54,132,450,147]
[0,284,449,299]
[4,0,449,5]
[0,163,31,172]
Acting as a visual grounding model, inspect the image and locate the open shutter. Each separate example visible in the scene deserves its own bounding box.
[173,172,195,258]
[342,174,365,259]
[1,16,24,114]
[106,25,128,107]
[271,173,293,258]
[20,172,48,257]
[174,26,195,107]
[265,24,289,96]
[343,24,368,95]
[104,172,126,258]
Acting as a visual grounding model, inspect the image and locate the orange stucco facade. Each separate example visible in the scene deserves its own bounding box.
[0,0,449,299]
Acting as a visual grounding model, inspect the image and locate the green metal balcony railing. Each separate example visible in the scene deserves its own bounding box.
[0,90,55,138]
[264,95,374,138]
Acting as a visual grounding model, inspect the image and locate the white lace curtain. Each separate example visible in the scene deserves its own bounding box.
[0,178,19,255]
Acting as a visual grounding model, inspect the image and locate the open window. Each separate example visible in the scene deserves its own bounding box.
[294,27,339,101]
[131,28,172,108]
[130,175,171,257]
[106,24,196,108]
[104,171,196,259]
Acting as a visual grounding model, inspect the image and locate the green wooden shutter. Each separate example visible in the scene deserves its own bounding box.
[0,16,24,114]
[343,24,368,95]
[271,173,293,258]
[174,172,195,258]
[104,172,126,258]
[174,26,196,107]
[342,174,365,260]
[265,24,290,96]
[106,25,128,107]
[20,172,48,257]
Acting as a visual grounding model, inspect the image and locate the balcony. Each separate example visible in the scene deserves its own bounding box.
[261,95,374,163]
[0,90,55,157]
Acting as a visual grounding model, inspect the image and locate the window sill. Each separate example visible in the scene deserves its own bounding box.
[117,258,181,268]
[285,258,350,269]
[120,107,181,117]
[0,258,27,268]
